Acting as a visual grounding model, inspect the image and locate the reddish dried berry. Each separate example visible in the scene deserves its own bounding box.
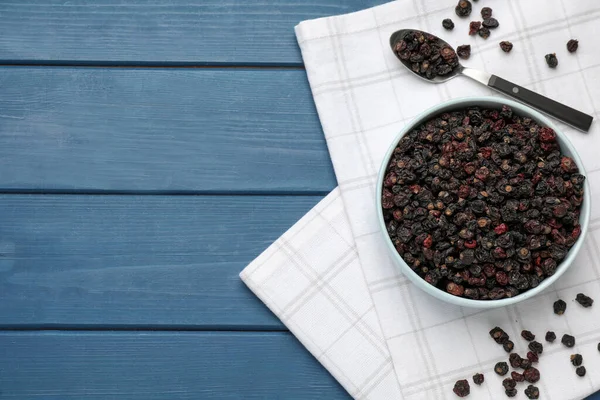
[469,21,481,35]
[453,379,470,397]
[521,330,535,341]
[473,373,484,385]
[527,351,539,363]
[500,41,513,53]
[567,39,579,53]
[511,371,524,382]
[457,44,471,60]
[464,240,477,249]
[509,353,522,368]
[481,7,492,19]
[494,224,508,235]
[523,367,540,383]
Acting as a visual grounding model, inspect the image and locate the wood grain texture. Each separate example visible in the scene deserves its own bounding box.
[0,331,350,399]
[0,194,324,329]
[0,0,388,66]
[0,67,335,193]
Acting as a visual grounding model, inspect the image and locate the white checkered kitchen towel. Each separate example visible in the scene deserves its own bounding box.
[241,0,600,399]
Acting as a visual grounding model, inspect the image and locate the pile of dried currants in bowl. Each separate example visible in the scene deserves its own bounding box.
[381,105,585,300]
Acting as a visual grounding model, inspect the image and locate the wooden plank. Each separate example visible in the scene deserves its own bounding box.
[0,67,335,193]
[0,194,324,329]
[0,0,389,66]
[0,331,350,399]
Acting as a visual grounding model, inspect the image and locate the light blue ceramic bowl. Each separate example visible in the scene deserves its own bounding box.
[376,97,591,308]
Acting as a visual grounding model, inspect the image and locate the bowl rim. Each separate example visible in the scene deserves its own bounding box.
[376,96,592,308]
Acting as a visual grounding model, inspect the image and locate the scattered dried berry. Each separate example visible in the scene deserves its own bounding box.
[503,340,514,353]
[381,105,584,299]
[529,341,543,354]
[527,351,539,363]
[443,18,455,30]
[457,45,471,60]
[525,385,540,399]
[481,7,492,19]
[571,353,583,366]
[490,327,510,344]
[469,21,481,35]
[562,334,575,348]
[523,367,540,383]
[478,27,491,39]
[545,53,558,68]
[499,41,513,53]
[545,331,556,342]
[554,299,567,315]
[576,293,593,307]
[482,18,499,29]
[502,378,516,390]
[455,0,473,17]
[505,388,517,398]
[453,379,471,397]
[392,30,459,80]
[521,359,533,370]
[521,330,535,341]
[576,366,586,377]
[473,373,484,385]
[598,342,600,352]
[495,361,509,376]
[567,39,579,53]
[511,371,524,382]
[509,353,523,368]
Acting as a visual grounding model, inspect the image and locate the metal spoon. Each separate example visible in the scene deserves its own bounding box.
[390,29,593,132]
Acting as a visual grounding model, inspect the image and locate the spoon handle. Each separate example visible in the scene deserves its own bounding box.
[488,75,593,132]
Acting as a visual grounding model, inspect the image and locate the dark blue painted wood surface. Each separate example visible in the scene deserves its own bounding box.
[0,0,388,66]
[0,194,323,329]
[0,331,349,399]
[0,67,335,193]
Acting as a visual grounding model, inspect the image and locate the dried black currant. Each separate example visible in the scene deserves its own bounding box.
[443,18,455,30]
[545,53,558,68]
[525,385,540,399]
[509,353,522,368]
[469,21,481,35]
[576,366,586,377]
[457,45,471,60]
[473,373,484,385]
[521,330,535,341]
[481,7,492,19]
[523,367,540,383]
[529,341,543,354]
[495,361,509,376]
[393,31,459,80]
[545,331,556,342]
[570,354,583,366]
[453,379,470,397]
[505,388,517,398]
[554,299,567,315]
[482,18,499,29]
[511,371,524,382]
[576,293,593,307]
[561,334,575,348]
[499,41,513,53]
[567,39,579,53]
[455,0,472,17]
[478,27,491,39]
[503,340,514,353]
[502,378,516,390]
[527,351,539,363]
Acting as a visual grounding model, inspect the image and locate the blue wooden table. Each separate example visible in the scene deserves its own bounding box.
[0,2,597,399]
